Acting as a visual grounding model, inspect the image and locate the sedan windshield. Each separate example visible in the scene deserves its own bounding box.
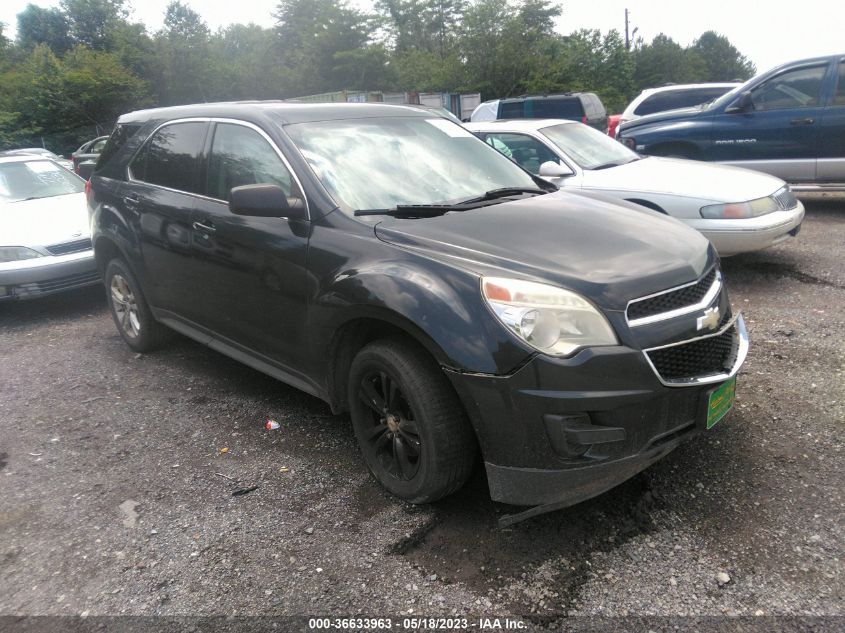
[285,116,539,212]
[540,123,639,170]
[0,160,84,203]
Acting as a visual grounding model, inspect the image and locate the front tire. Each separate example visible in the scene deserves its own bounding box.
[105,258,171,352]
[348,339,476,503]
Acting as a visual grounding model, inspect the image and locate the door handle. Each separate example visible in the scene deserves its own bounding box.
[122,194,140,210]
[790,117,814,125]
[192,220,216,234]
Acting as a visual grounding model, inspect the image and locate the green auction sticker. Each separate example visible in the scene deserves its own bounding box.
[706,377,736,429]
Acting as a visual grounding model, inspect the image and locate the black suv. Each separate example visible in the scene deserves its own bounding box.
[89,102,747,522]
[474,93,608,131]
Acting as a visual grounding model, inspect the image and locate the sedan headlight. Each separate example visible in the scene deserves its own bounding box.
[700,191,784,219]
[482,277,618,357]
[0,246,44,263]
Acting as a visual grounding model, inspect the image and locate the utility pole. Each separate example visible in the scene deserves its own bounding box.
[625,8,630,50]
[624,8,638,50]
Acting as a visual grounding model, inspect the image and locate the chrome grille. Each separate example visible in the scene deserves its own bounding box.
[627,267,719,325]
[46,238,92,256]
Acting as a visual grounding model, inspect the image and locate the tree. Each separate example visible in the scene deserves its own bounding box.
[16,4,73,55]
[274,0,382,95]
[460,0,561,97]
[155,2,211,104]
[692,31,755,81]
[632,34,705,90]
[60,0,128,50]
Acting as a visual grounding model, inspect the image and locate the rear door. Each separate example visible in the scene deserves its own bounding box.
[817,59,845,182]
[710,62,828,181]
[190,120,310,371]
[120,120,208,319]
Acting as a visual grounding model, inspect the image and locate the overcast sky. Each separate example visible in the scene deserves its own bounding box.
[2,0,842,73]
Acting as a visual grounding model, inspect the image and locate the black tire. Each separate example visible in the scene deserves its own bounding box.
[348,338,477,503]
[104,258,171,352]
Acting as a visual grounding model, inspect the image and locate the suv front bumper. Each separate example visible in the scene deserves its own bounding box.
[445,314,746,518]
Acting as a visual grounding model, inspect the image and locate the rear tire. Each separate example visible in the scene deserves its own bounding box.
[348,338,476,503]
[105,258,171,352]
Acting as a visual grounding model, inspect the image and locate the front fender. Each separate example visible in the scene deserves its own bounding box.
[312,258,533,376]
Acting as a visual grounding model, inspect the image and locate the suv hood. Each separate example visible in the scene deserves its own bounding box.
[619,105,706,134]
[375,191,713,310]
[582,156,785,202]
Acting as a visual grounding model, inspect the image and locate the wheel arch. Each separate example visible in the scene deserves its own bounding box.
[624,198,668,214]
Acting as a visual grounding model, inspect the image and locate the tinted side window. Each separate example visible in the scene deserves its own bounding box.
[483,133,559,175]
[751,65,827,111]
[205,123,296,202]
[499,101,525,119]
[97,123,142,170]
[529,98,582,119]
[130,122,206,193]
[834,62,845,106]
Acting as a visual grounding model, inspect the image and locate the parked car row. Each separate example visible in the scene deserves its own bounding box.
[617,53,845,191]
[4,52,838,523]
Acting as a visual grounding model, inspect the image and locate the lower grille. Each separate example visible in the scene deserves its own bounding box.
[46,238,92,256]
[15,271,101,295]
[646,319,740,383]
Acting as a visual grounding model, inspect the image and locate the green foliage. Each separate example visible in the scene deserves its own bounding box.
[0,0,761,152]
[16,4,73,55]
[692,31,756,81]
[60,0,128,50]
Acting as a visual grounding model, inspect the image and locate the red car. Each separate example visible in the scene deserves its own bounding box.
[606,114,622,138]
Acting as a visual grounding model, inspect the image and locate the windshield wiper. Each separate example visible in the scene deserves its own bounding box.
[458,187,548,204]
[355,204,466,218]
[355,188,548,219]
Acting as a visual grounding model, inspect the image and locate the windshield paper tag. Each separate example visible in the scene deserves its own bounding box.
[425,118,474,138]
[28,161,55,173]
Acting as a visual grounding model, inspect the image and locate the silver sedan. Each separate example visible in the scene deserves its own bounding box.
[0,156,99,301]
[466,119,804,256]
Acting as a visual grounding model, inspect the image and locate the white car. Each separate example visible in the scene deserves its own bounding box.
[466,119,804,256]
[617,83,739,136]
[0,155,99,300]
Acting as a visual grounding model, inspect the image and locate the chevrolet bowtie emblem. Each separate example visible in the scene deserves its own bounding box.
[696,306,720,331]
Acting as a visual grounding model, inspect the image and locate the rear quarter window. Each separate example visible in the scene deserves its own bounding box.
[96,123,143,171]
[528,98,583,119]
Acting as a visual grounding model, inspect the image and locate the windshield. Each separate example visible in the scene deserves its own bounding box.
[539,123,639,169]
[284,116,538,212]
[0,160,84,203]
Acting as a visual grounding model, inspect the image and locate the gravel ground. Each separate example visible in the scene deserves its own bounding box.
[0,201,842,629]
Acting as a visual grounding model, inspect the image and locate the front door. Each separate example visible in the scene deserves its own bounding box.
[190,121,310,372]
[709,62,828,181]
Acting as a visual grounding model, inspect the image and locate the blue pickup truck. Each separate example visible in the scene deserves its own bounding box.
[617,54,845,193]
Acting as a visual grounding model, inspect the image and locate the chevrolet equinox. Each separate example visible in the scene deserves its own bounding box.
[89,102,748,523]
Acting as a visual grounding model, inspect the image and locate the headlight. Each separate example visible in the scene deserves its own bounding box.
[621,137,636,150]
[700,192,783,219]
[481,277,618,357]
[0,246,44,263]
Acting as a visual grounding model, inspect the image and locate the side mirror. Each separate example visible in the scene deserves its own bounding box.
[229,184,307,220]
[77,160,96,180]
[726,91,753,113]
[538,161,574,179]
